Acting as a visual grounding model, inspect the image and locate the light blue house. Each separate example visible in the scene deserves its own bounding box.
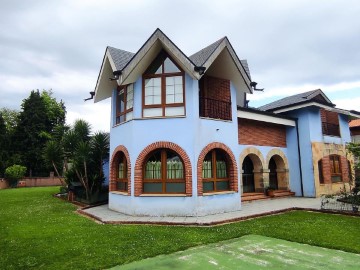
[93,29,359,216]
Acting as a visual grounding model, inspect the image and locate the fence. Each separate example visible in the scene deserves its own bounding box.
[0,176,63,189]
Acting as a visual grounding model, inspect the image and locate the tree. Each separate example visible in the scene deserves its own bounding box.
[0,108,19,133]
[12,90,67,177]
[0,113,8,177]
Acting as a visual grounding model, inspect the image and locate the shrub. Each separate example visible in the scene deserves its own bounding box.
[5,165,26,187]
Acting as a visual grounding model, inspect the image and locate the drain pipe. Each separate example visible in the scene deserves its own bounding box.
[295,118,304,197]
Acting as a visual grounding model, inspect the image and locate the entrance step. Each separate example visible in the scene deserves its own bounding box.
[273,190,296,198]
[241,192,268,202]
[241,190,295,202]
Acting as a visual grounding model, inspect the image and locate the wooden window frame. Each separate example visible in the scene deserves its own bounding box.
[202,149,230,193]
[116,84,134,125]
[330,155,342,183]
[143,149,185,194]
[116,152,128,192]
[142,51,185,117]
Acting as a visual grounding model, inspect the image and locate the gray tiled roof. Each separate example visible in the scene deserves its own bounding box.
[258,89,325,111]
[189,38,225,66]
[240,60,251,80]
[107,46,135,71]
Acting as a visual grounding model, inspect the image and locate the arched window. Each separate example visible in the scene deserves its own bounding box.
[116,152,128,192]
[143,149,185,194]
[142,51,185,118]
[330,155,342,183]
[202,149,229,193]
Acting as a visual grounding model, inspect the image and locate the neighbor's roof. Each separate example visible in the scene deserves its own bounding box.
[350,119,360,128]
[94,28,252,102]
[258,89,334,112]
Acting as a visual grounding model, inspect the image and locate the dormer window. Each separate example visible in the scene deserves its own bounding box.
[142,51,185,118]
[116,84,134,124]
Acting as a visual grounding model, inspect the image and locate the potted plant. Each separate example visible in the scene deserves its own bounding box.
[265,185,275,197]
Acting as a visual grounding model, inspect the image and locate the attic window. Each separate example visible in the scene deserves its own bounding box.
[142,51,185,118]
[320,109,340,137]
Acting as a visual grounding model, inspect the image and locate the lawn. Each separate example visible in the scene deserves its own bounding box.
[0,187,359,270]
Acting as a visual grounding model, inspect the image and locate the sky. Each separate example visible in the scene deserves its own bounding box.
[1,0,360,132]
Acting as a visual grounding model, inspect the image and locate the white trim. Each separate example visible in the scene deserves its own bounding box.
[272,102,360,118]
[237,110,296,126]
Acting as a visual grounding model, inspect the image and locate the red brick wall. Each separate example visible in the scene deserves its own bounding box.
[238,118,287,147]
[319,155,349,184]
[320,109,339,125]
[134,141,192,196]
[200,76,231,102]
[197,142,238,196]
[109,145,131,194]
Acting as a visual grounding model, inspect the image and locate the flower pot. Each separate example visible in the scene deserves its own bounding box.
[267,190,275,197]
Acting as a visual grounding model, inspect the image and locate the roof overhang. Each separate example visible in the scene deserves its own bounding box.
[273,102,360,120]
[237,109,296,126]
[94,49,118,102]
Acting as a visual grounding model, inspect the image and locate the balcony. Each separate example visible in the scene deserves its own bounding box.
[199,97,232,121]
[322,122,340,137]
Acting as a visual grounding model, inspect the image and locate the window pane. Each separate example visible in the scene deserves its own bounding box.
[146,57,163,74]
[145,79,161,105]
[144,183,163,193]
[165,107,184,116]
[126,84,134,110]
[118,89,125,113]
[202,160,212,178]
[126,111,133,121]
[331,176,342,183]
[166,76,183,104]
[143,108,162,117]
[216,181,229,191]
[166,153,183,179]
[117,182,127,191]
[166,183,185,193]
[216,151,227,178]
[164,57,180,73]
[203,181,214,192]
[145,151,161,179]
[118,162,125,178]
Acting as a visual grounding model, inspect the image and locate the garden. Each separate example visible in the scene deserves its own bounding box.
[0,187,359,270]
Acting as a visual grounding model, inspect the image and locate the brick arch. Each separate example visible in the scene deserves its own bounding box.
[109,145,131,195]
[197,142,238,196]
[265,149,289,170]
[239,147,265,171]
[134,141,192,196]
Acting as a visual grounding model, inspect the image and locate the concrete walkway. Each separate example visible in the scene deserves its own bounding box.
[79,197,322,226]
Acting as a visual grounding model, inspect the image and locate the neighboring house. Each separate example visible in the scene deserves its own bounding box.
[259,90,359,196]
[93,29,360,216]
[350,119,360,143]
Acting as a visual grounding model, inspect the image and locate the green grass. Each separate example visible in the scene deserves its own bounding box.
[0,187,359,270]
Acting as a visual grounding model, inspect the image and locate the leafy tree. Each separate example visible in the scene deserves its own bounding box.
[0,113,8,177]
[12,90,67,177]
[4,164,26,187]
[0,108,19,133]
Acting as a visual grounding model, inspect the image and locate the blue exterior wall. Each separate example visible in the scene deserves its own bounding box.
[285,126,302,196]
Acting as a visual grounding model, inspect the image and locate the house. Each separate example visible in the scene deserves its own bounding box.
[350,119,360,143]
[93,29,360,216]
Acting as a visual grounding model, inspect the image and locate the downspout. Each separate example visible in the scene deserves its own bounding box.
[295,118,304,197]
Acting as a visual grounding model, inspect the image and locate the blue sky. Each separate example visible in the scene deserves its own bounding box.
[0,0,359,131]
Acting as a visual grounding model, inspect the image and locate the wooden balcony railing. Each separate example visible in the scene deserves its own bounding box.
[199,97,232,121]
[322,122,340,137]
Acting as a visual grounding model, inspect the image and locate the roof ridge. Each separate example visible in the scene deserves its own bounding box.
[189,37,226,66]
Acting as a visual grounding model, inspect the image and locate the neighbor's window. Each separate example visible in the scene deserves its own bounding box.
[116,84,134,124]
[143,51,185,118]
[143,149,185,194]
[116,152,128,192]
[330,155,342,183]
[318,160,324,184]
[202,149,230,193]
